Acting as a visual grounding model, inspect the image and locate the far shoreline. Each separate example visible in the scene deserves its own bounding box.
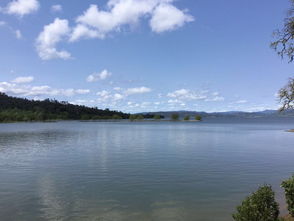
[0,119,202,124]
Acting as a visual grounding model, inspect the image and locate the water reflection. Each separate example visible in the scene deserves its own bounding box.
[0,121,293,220]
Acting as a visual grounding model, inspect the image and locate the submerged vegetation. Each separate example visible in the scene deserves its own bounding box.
[0,93,129,122]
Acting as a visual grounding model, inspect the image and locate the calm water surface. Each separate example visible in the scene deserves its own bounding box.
[0,120,294,221]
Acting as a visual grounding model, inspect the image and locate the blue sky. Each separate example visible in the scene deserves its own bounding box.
[0,0,293,113]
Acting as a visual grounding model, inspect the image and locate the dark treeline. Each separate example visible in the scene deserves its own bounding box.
[0,93,130,122]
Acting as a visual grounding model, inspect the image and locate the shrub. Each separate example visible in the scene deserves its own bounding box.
[129,115,137,121]
[281,175,294,217]
[136,115,144,120]
[232,185,280,221]
[154,115,161,120]
[184,115,190,121]
[195,115,202,121]
[112,114,122,120]
[171,113,179,121]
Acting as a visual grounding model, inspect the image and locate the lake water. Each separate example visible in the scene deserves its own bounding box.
[0,119,294,221]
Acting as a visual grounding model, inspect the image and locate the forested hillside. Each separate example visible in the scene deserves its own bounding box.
[0,93,129,122]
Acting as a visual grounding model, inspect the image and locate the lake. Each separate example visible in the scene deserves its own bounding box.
[0,119,294,221]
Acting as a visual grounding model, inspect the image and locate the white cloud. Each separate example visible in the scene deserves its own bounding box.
[125,86,152,95]
[5,0,39,16]
[76,89,90,94]
[51,4,62,13]
[0,80,89,97]
[150,3,194,33]
[12,76,34,84]
[32,0,193,59]
[167,89,207,100]
[69,24,101,42]
[71,0,194,41]
[97,90,110,97]
[96,90,125,104]
[95,86,152,104]
[0,21,6,26]
[86,69,112,82]
[36,18,71,60]
[167,89,225,103]
[205,96,225,102]
[15,29,22,39]
[113,93,124,100]
[236,99,247,104]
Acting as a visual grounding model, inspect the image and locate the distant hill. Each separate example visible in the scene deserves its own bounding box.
[0,93,129,122]
[138,110,294,120]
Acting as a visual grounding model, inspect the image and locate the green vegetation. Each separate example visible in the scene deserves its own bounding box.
[282,175,294,216]
[232,185,280,221]
[233,174,294,221]
[129,114,144,121]
[137,114,144,120]
[0,93,129,122]
[184,115,190,121]
[154,114,161,120]
[171,113,179,121]
[195,115,202,121]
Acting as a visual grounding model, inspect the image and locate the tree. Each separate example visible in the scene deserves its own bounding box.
[278,78,294,111]
[195,115,202,121]
[171,113,179,121]
[271,0,294,62]
[154,114,161,120]
[271,1,294,111]
[112,114,122,120]
[0,93,130,122]
[232,185,280,221]
[184,115,190,121]
[129,114,137,121]
[281,175,294,217]
[136,115,144,120]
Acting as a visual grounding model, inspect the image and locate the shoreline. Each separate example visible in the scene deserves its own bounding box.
[0,119,202,124]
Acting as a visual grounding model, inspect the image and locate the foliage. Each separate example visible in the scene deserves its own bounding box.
[271,0,294,62]
[0,93,129,122]
[195,115,202,121]
[171,113,179,121]
[281,175,294,217]
[129,115,137,121]
[137,115,144,120]
[232,185,280,221]
[278,78,294,111]
[112,114,123,120]
[129,114,144,121]
[184,115,190,121]
[154,114,161,120]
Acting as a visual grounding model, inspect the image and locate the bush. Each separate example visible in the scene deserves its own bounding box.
[137,115,144,120]
[195,115,202,121]
[232,185,280,221]
[129,115,137,121]
[154,115,161,120]
[281,175,294,217]
[171,113,179,121]
[184,115,190,121]
[112,114,122,120]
